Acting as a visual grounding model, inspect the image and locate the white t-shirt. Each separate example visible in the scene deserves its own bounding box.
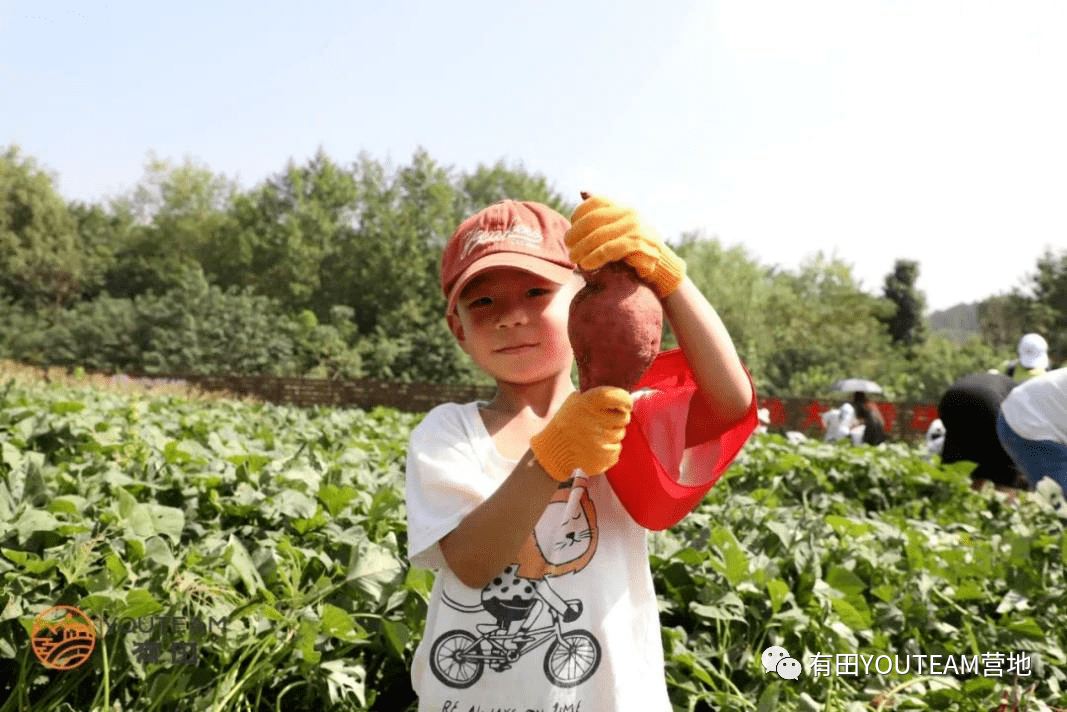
[405,390,704,712]
[1000,368,1067,444]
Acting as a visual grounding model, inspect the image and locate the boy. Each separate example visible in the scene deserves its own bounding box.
[405,196,756,710]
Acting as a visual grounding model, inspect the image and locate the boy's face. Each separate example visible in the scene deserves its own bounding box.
[447,267,580,386]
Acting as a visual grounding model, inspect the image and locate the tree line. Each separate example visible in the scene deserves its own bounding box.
[2,144,1064,402]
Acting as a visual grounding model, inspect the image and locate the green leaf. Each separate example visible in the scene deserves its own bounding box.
[162,440,193,464]
[381,619,409,659]
[825,566,866,597]
[757,680,781,712]
[825,514,873,538]
[403,566,434,599]
[144,536,176,567]
[321,659,366,706]
[126,503,185,542]
[691,593,747,623]
[46,495,87,515]
[347,540,402,601]
[225,535,264,595]
[2,548,58,574]
[321,603,363,643]
[226,453,272,474]
[275,490,317,520]
[123,589,165,618]
[767,579,789,614]
[963,676,997,696]
[709,526,750,587]
[830,597,871,631]
[105,553,128,585]
[115,487,138,518]
[13,508,59,545]
[1006,617,1046,639]
[49,401,86,414]
[871,584,896,603]
[79,590,127,616]
[295,617,322,664]
[955,580,985,601]
[318,484,359,517]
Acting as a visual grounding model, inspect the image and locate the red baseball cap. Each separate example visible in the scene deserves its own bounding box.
[441,200,576,316]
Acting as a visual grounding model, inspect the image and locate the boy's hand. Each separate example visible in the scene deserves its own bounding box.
[565,194,686,299]
[530,386,633,481]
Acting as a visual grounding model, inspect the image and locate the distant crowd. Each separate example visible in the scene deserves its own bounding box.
[779,332,1067,498]
[935,332,1066,497]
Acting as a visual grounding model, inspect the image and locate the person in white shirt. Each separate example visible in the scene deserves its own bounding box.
[996,368,1067,494]
[1008,332,1050,383]
[406,196,756,711]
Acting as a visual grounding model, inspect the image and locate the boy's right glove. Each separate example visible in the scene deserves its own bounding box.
[530,386,633,481]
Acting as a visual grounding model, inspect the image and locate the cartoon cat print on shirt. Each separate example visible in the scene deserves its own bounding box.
[431,478,603,689]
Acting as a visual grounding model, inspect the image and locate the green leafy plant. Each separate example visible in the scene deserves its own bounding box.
[2,373,1065,711]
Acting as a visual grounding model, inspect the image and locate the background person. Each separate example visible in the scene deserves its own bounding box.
[853,392,887,446]
[822,402,856,443]
[938,372,1026,490]
[925,418,946,459]
[996,368,1067,495]
[1009,333,1050,383]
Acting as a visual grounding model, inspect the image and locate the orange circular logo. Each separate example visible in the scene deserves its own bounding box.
[31,605,96,670]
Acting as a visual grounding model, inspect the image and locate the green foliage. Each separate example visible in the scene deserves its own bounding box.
[760,253,896,397]
[5,143,1059,394]
[664,239,997,401]
[880,259,929,349]
[130,269,305,375]
[672,232,777,377]
[107,154,239,299]
[657,434,1067,711]
[0,147,84,308]
[0,376,423,711]
[457,159,575,218]
[978,294,1035,355]
[1023,248,1067,364]
[2,380,1064,711]
[216,149,359,313]
[66,200,135,301]
[876,335,1006,403]
[0,268,367,379]
[977,248,1067,367]
[316,149,456,335]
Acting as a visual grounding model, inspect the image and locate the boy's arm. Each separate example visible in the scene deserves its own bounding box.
[435,386,631,590]
[438,449,558,590]
[661,277,753,426]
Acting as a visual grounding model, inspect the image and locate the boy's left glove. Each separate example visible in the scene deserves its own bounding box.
[565,194,686,299]
[529,386,633,481]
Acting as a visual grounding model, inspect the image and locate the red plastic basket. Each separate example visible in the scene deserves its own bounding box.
[604,348,757,530]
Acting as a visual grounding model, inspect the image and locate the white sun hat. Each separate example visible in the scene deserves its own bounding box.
[1018,333,1050,370]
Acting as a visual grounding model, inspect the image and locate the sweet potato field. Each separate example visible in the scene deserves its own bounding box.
[1,370,1066,711]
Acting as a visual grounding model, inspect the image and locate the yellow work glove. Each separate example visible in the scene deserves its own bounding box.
[565,194,686,299]
[529,386,633,481]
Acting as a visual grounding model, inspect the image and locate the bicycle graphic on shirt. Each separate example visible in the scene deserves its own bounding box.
[430,585,602,689]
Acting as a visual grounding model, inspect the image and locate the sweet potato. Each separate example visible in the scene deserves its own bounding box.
[569,261,663,392]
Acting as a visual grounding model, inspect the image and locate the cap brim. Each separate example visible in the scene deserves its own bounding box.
[446,254,574,316]
[1019,354,1050,370]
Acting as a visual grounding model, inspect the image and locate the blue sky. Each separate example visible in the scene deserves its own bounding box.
[3,1,1065,312]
